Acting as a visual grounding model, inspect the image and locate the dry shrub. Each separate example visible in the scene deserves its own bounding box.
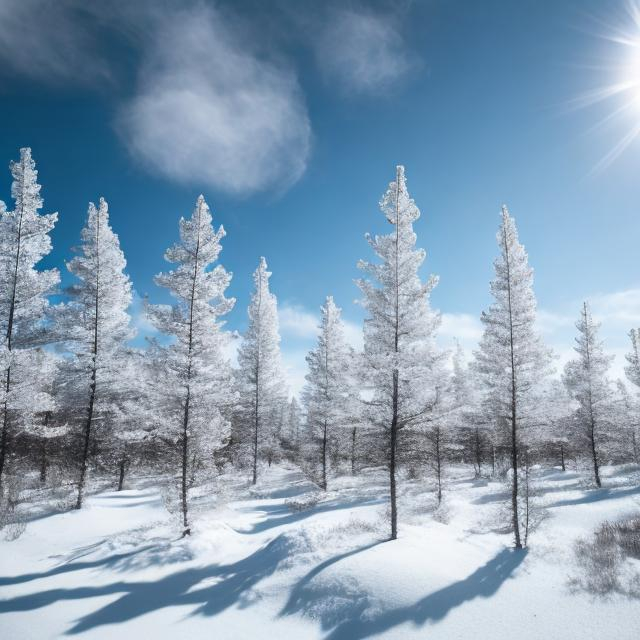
[571,515,640,597]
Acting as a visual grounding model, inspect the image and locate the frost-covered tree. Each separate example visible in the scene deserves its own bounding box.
[539,381,573,471]
[474,206,552,549]
[0,148,59,487]
[285,397,302,452]
[563,303,614,488]
[148,195,235,534]
[614,379,639,465]
[236,258,286,484]
[56,198,134,508]
[625,328,640,389]
[357,166,441,540]
[624,329,640,462]
[450,341,486,476]
[29,349,68,485]
[302,296,357,490]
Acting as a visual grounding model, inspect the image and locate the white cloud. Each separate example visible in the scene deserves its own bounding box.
[278,304,319,339]
[281,348,310,399]
[315,7,412,94]
[589,288,640,327]
[117,6,311,195]
[439,312,483,342]
[278,301,363,349]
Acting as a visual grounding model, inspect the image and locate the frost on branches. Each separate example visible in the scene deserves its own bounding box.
[235,257,287,484]
[302,296,359,490]
[147,195,235,534]
[56,197,134,508]
[0,149,59,488]
[563,303,615,489]
[474,206,552,549]
[357,166,441,540]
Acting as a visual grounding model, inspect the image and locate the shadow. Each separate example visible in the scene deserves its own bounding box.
[549,485,640,508]
[235,497,384,535]
[0,545,159,587]
[0,534,292,635]
[473,491,510,505]
[319,548,527,640]
[280,540,384,619]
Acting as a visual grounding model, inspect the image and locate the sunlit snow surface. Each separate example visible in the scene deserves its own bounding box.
[1,464,639,639]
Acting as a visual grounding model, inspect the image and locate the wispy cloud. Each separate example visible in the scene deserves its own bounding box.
[439,312,483,343]
[314,7,413,94]
[278,304,320,340]
[0,0,112,85]
[117,5,311,195]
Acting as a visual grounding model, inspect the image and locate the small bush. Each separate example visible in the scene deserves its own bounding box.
[285,492,320,512]
[571,514,640,597]
[0,474,28,541]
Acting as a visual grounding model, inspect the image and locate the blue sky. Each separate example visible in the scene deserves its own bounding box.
[2,0,640,392]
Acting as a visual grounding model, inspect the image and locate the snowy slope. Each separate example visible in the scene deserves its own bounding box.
[1,465,639,639]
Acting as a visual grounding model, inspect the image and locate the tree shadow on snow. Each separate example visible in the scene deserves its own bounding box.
[549,485,640,508]
[283,547,527,640]
[0,534,292,635]
[234,497,385,535]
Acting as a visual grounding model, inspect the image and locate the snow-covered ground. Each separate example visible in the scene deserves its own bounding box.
[1,464,640,639]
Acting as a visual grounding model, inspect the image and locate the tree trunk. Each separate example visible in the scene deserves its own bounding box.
[510,410,521,548]
[633,431,639,465]
[40,439,48,485]
[435,428,442,505]
[589,418,601,488]
[252,377,260,485]
[390,370,399,540]
[560,443,566,472]
[321,419,328,490]
[76,363,97,510]
[181,386,191,535]
[491,443,495,476]
[473,427,481,477]
[117,455,127,491]
[351,426,357,475]
[523,447,530,548]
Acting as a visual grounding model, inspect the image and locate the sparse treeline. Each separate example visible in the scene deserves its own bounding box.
[1,148,639,546]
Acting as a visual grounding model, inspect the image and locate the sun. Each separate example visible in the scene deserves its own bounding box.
[575,1,640,173]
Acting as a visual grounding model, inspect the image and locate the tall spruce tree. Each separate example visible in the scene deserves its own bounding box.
[302,296,357,490]
[474,205,551,549]
[148,195,235,534]
[0,148,59,488]
[236,257,286,484]
[357,166,441,540]
[563,303,614,488]
[57,198,134,508]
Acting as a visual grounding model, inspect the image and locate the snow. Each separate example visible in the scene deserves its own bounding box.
[2,465,640,639]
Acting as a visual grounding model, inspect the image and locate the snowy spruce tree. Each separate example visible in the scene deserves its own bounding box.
[563,303,614,488]
[236,257,286,484]
[148,195,235,534]
[57,198,134,508]
[302,296,357,490]
[474,205,551,549]
[624,328,640,462]
[357,166,441,540]
[625,328,640,389]
[0,148,59,488]
[614,379,638,465]
[451,341,486,477]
